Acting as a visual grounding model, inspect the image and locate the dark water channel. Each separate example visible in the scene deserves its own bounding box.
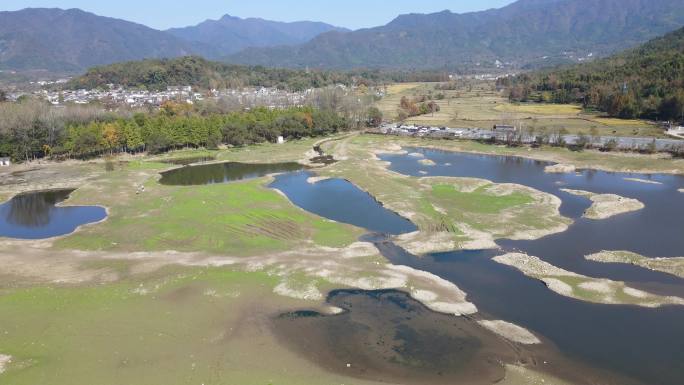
[0,189,107,240]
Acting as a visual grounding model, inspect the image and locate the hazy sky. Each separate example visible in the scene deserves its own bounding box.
[0,0,516,30]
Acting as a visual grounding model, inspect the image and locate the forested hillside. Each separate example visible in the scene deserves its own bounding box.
[68,56,445,91]
[501,27,684,122]
[0,8,202,72]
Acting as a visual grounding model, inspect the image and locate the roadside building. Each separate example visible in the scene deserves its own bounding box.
[0,157,10,166]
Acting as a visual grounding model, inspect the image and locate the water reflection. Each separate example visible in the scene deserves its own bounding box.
[0,189,107,239]
[159,161,305,186]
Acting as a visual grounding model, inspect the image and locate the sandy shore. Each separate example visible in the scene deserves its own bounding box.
[493,253,684,307]
[477,320,541,345]
[561,189,644,219]
[586,250,684,279]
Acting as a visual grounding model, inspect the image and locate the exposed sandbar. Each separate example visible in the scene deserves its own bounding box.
[493,253,684,307]
[623,177,663,185]
[544,164,576,174]
[561,189,644,219]
[586,250,684,279]
[477,320,541,345]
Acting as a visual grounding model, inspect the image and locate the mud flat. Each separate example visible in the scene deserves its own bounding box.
[274,289,600,385]
[561,189,644,220]
[493,253,684,307]
[587,251,684,279]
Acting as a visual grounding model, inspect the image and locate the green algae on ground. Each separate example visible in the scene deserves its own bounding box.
[58,179,361,255]
[0,266,384,385]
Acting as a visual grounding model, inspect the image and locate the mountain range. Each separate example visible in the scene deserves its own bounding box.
[1,0,684,73]
[227,0,684,69]
[0,8,344,72]
[166,15,347,55]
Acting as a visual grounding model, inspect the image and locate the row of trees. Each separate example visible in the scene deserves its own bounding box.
[0,98,354,161]
[499,27,684,122]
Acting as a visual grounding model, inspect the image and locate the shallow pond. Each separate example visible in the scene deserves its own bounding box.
[0,189,107,240]
[270,171,417,235]
[159,161,305,186]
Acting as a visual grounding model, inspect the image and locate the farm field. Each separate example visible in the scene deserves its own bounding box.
[375,81,667,138]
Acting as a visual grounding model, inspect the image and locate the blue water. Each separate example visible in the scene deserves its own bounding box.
[270,171,417,235]
[0,189,107,240]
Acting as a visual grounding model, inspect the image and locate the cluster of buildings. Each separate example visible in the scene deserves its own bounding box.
[6,85,317,109]
[378,123,515,140]
[209,87,314,109]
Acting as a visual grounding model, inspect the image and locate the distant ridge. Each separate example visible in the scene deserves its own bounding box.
[227,0,684,70]
[0,8,346,72]
[0,8,200,71]
[167,15,349,55]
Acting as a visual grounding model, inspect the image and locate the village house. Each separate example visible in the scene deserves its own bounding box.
[0,157,11,167]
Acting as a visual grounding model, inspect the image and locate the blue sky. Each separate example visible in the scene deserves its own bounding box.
[1,0,516,30]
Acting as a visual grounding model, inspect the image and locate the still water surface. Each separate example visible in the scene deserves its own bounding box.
[159,161,304,186]
[0,189,107,239]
